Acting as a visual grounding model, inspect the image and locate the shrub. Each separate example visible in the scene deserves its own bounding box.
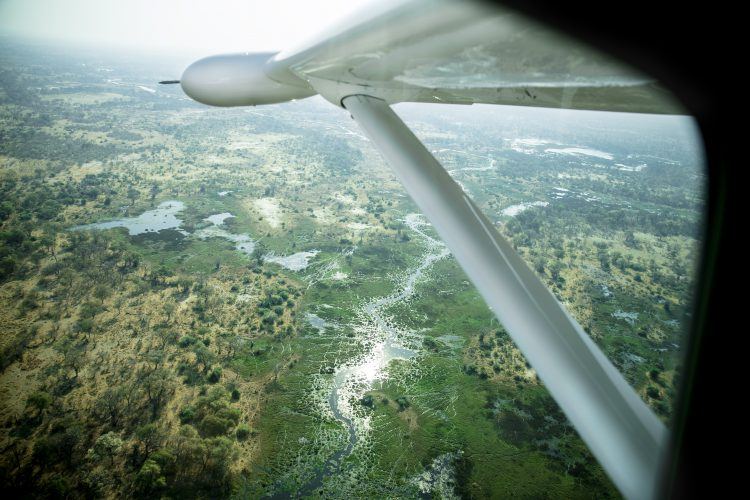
[179,406,195,424]
[135,458,166,494]
[646,386,661,400]
[207,367,222,384]
[396,397,410,412]
[216,407,241,425]
[236,424,250,441]
[179,336,197,348]
[423,337,439,352]
[27,391,52,415]
[199,415,233,437]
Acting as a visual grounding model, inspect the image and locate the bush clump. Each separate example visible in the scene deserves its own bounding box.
[235,424,250,441]
[396,396,410,412]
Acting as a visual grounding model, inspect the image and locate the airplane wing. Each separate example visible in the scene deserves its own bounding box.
[265,0,683,113]
[174,2,681,498]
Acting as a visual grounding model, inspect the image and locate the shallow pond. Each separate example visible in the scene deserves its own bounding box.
[265,251,320,271]
[71,200,186,235]
[194,212,257,255]
[74,202,327,273]
[306,313,331,333]
[204,212,234,226]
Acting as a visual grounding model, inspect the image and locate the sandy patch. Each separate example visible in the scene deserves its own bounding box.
[333,192,356,205]
[312,207,336,225]
[253,198,283,228]
[347,222,371,231]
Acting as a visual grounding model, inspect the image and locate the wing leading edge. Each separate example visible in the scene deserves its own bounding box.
[267,0,683,114]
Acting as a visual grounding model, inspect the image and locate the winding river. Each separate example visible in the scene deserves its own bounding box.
[296,214,450,496]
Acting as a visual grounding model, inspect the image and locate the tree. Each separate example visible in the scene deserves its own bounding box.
[192,344,215,375]
[88,432,123,465]
[0,256,17,280]
[172,425,206,478]
[203,437,237,493]
[250,242,267,265]
[179,406,196,424]
[135,423,163,459]
[144,349,165,371]
[646,386,662,400]
[235,424,250,441]
[149,266,173,287]
[208,366,222,384]
[199,415,233,437]
[39,234,56,257]
[396,396,410,411]
[26,391,52,418]
[149,184,159,206]
[53,419,85,467]
[155,328,178,349]
[92,283,111,304]
[135,459,166,495]
[33,437,57,468]
[127,187,139,205]
[95,387,127,428]
[163,302,175,322]
[61,340,86,379]
[140,369,174,420]
[177,277,192,294]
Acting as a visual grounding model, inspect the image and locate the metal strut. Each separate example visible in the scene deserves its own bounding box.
[342,94,666,500]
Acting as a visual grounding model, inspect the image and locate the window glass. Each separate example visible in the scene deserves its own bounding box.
[0,37,704,500]
[398,102,704,421]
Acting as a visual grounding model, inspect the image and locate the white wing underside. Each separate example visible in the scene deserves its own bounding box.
[268,0,683,113]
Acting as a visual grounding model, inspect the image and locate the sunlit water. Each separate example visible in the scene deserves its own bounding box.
[204,212,234,226]
[196,212,319,270]
[73,204,326,269]
[71,200,186,235]
[296,213,450,495]
[265,251,320,271]
[306,313,331,333]
[194,213,256,255]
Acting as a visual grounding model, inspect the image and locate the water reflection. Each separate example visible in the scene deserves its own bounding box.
[194,213,256,255]
[299,214,449,494]
[71,200,186,235]
[72,202,326,272]
[265,251,320,271]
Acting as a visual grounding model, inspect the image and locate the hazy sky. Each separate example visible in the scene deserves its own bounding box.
[0,0,373,56]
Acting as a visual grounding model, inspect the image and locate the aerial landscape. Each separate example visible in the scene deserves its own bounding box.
[0,39,704,498]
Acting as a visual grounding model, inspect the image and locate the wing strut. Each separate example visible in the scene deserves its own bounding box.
[342,94,667,500]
